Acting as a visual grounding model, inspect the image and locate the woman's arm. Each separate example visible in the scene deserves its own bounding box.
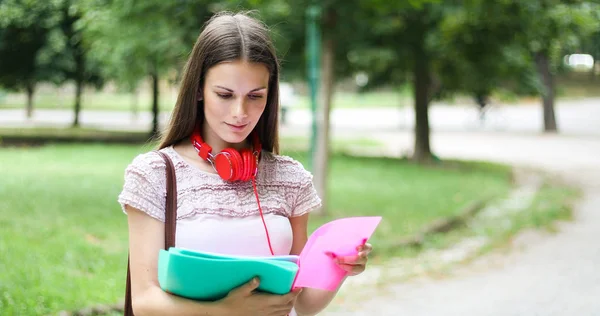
[126,206,228,316]
[288,214,345,316]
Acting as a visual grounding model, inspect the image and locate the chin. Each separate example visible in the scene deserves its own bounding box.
[219,130,251,145]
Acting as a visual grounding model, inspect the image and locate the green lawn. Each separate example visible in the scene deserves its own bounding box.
[0,126,152,143]
[0,143,513,315]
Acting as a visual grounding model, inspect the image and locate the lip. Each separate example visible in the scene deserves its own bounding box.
[225,122,249,131]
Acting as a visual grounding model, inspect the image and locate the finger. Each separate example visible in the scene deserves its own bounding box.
[346,250,370,264]
[230,277,260,296]
[363,243,373,252]
[335,255,361,265]
[267,291,300,310]
[277,297,297,314]
[356,242,373,252]
[358,250,370,262]
[282,287,302,302]
[271,304,295,316]
[355,250,368,260]
[265,288,301,307]
[267,309,290,316]
[337,263,365,275]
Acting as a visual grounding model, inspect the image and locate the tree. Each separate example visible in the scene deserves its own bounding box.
[514,0,600,132]
[357,0,445,163]
[58,0,104,127]
[434,1,538,111]
[0,0,106,124]
[251,0,444,212]
[81,0,216,137]
[0,1,61,118]
[584,30,600,80]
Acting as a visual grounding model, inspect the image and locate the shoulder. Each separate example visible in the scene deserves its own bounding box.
[259,151,314,185]
[260,152,322,216]
[125,149,168,176]
[120,148,173,192]
[118,149,171,222]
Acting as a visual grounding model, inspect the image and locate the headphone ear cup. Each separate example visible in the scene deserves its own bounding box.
[241,149,254,181]
[248,150,258,179]
[228,148,243,181]
[215,148,242,181]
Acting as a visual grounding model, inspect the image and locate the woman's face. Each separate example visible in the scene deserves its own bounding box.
[202,59,270,148]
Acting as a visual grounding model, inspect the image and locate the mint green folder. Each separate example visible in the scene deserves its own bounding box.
[157,247,300,301]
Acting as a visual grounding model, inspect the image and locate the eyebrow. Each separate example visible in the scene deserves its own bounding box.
[213,85,267,93]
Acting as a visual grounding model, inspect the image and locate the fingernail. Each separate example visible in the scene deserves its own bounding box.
[324,251,337,259]
[362,238,368,245]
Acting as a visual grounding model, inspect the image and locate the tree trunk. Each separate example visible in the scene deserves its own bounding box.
[412,42,433,163]
[131,88,139,121]
[534,51,558,133]
[150,65,160,138]
[72,63,83,127]
[313,9,336,215]
[25,82,34,119]
[69,11,85,128]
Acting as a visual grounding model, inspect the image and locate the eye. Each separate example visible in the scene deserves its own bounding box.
[248,94,264,100]
[216,93,232,99]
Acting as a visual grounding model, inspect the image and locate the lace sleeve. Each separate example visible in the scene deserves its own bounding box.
[291,170,322,217]
[117,152,167,222]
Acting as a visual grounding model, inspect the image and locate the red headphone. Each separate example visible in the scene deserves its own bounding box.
[190,124,262,182]
[190,124,274,255]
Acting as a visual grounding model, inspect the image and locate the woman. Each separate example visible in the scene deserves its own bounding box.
[118,11,372,316]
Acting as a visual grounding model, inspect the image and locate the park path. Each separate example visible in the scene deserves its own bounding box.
[321,131,600,316]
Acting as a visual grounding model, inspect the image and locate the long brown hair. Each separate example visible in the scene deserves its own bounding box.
[157,11,280,154]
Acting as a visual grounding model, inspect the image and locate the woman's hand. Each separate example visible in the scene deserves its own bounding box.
[328,242,373,276]
[218,277,302,316]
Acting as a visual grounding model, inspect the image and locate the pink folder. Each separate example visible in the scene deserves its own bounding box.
[292,216,382,291]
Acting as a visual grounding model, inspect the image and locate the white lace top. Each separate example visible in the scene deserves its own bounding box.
[117,145,322,256]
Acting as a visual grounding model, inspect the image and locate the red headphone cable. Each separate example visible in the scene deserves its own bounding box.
[252,176,275,256]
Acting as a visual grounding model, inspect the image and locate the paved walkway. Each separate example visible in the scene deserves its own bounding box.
[321,131,600,316]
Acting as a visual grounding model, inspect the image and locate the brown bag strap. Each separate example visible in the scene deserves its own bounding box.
[124,150,178,315]
[157,150,178,249]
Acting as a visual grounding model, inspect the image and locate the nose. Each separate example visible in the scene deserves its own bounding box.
[231,97,248,119]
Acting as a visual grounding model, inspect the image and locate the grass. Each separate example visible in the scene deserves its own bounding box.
[479,177,579,252]
[0,126,151,143]
[294,88,411,109]
[385,173,580,271]
[0,143,513,315]
[555,71,600,99]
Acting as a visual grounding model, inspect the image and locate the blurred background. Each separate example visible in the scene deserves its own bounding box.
[0,0,599,315]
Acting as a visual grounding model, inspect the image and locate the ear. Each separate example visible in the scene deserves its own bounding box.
[196,89,203,101]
